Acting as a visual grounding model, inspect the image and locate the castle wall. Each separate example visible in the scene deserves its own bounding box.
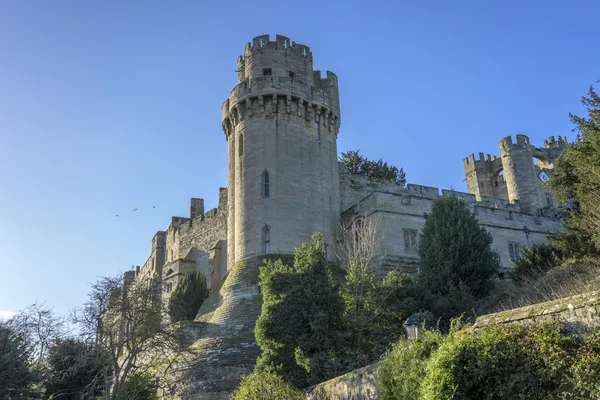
[342,173,562,272]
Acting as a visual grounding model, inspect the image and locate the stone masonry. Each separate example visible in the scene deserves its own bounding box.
[124,34,568,398]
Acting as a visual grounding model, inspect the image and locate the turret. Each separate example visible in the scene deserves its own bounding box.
[499,135,546,214]
[222,34,341,266]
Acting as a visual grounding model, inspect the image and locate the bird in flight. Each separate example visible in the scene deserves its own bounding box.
[114,214,119,217]
[133,208,138,212]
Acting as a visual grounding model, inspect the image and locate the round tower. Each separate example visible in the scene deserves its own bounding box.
[222,34,341,266]
[499,134,546,214]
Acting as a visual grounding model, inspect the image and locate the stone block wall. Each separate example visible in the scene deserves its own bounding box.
[474,290,600,329]
[306,362,381,400]
[341,172,562,271]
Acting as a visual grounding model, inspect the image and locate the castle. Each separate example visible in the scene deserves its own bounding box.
[129,35,566,398]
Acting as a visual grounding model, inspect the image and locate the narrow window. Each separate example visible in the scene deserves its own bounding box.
[263,171,270,197]
[324,244,329,258]
[509,242,522,262]
[289,71,295,78]
[264,226,271,254]
[403,229,418,251]
[263,68,272,77]
[480,181,484,188]
[239,134,244,157]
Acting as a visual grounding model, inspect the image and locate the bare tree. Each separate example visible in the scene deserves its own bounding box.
[337,216,383,353]
[71,274,184,400]
[9,301,66,360]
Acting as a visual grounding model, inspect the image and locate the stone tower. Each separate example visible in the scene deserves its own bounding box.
[221,34,341,266]
[464,134,567,215]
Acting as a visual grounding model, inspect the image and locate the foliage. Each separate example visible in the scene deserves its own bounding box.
[418,196,499,326]
[230,370,305,400]
[340,150,406,184]
[255,233,345,388]
[548,86,600,256]
[71,274,182,400]
[45,338,105,400]
[512,242,559,284]
[420,321,576,400]
[0,321,36,399]
[168,270,209,323]
[570,331,600,398]
[378,329,444,400]
[380,320,600,400]
[123,372,159,400]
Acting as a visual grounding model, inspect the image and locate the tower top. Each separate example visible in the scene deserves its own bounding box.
[236,34,320,86]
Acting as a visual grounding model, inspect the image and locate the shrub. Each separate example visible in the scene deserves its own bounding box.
[123,371,158,400]
[230,371,305,400]
[379,329,444,400]
[380,320,600,400]
[512,242,559,284]
[168,270,209,322]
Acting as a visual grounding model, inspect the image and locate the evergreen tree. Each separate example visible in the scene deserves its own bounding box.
[168,270,209,323]
[0,322,36,399]
[255,233,345,388]
[418,196,499,322]
[45,338,105,399]
[548,86,600,256]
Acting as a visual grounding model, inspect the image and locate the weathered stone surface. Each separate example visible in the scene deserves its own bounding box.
[307,362,381,400]
[475,290,600,329]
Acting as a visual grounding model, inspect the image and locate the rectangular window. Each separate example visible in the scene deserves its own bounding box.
[263,68,272,77]
[263,171,270,197]
[403,229,418,252]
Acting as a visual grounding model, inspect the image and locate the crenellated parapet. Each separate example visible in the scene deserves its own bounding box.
[223,34,341,141]
[237,34,314,84]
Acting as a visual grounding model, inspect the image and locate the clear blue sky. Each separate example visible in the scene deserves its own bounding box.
[1,0,598,319]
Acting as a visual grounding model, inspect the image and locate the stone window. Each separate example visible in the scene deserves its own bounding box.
[263,171,270,197]
[263,68,272,77]
[403,229,418,252]
[239,133,243,157]
[508,242,523,262]
[263,226,271,254]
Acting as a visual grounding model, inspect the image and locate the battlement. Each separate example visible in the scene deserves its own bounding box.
[544,135,568,149]
[499,134,532,150]
[463,152,502,173]
[242,34,313,61]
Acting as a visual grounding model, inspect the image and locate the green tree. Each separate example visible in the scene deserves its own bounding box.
[255,233,345,388]
[548,86,600,256]
[339,150,406,184]
[230,371,304,400]
[45,338,105,399]
[0,321,36,399]
[168,270,209,323]
[418,196,499,324]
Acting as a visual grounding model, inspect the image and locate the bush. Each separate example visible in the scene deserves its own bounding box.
[123,371,158,400]
[420,321,575,400]
[512,242,559,284]
[168,270,209,322]
[379,329,444,400]
[380,320,600,400]
[230,371,305,400]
